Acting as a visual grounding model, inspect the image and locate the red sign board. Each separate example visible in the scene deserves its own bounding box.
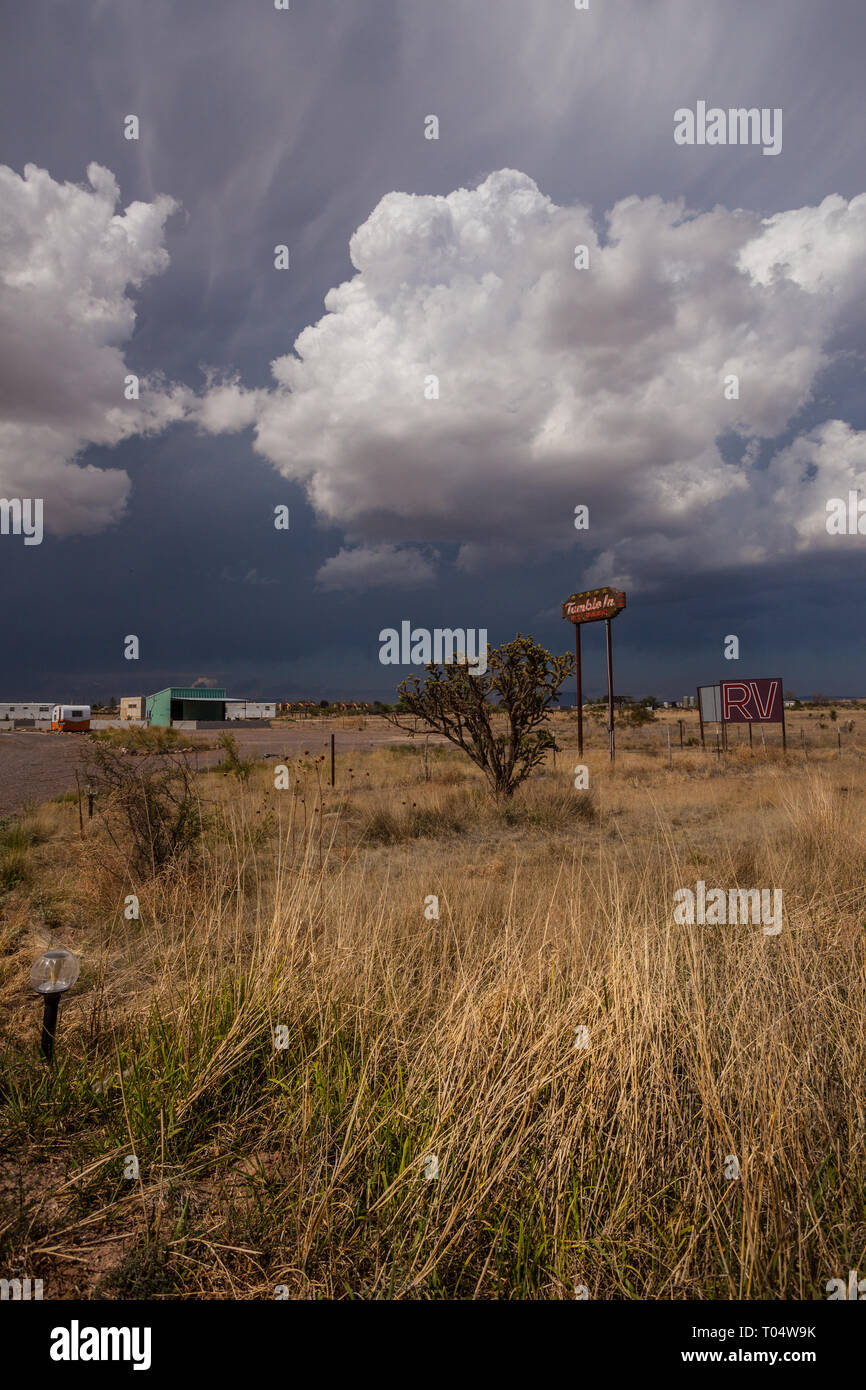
[562,587,627,625]
[720,678,783,724]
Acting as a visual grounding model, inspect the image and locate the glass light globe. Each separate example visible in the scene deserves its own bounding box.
[30,948,80,995]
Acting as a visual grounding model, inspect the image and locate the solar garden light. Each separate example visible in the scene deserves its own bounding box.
[30,948,79,1064]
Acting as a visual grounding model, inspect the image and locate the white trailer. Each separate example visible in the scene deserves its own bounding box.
[0,702,53,720]
[225,700,276,720]
[51,705,91,731]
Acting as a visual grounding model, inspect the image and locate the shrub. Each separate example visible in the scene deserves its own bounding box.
[90,725,184,754]
[625,704,655,727]
[217,732,256,782]
[84,742,203,877]
[0,846,30,891]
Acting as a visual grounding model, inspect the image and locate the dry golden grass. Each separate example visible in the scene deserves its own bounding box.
[0,715,864,1299]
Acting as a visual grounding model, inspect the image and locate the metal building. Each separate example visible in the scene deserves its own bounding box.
[145,687,228,726]
[120,696,145,720]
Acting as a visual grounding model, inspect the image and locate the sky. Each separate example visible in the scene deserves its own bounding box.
[1,0,865,703]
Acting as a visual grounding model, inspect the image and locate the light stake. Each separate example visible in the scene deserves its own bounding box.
[30,948,79,1065]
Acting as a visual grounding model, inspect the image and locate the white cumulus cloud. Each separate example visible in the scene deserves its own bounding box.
[196,169,866,588]
[0,161,189,533]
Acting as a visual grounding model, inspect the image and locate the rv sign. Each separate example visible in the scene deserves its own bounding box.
[561,588,627,624]
[720,678,783,724]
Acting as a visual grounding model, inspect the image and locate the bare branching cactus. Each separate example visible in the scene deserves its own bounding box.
[387,633,573,798]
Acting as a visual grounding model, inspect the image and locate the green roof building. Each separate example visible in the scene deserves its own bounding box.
[145,687,228,726]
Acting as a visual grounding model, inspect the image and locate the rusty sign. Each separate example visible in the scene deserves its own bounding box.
[561,585,628,763]
[561,587,627,624]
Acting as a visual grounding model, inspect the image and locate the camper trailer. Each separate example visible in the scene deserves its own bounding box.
[51,705,91,732]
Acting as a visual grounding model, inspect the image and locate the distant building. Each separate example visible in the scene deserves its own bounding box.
[0,702,53,721]
[225,701,276,720]
[145,687,228,727]
[120,696,145,720]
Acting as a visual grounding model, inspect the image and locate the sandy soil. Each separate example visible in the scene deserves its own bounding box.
[0,724,437,817]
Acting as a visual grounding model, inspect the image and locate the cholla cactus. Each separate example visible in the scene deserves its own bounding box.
[388,634,573,799]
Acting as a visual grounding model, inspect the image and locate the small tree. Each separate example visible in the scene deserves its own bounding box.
[387,634,573,799]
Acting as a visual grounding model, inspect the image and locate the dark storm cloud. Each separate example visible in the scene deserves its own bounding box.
[1,0,866,698]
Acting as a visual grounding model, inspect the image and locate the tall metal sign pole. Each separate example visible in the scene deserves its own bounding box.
[561,588,627,764]
[574,623,583,756]
[606,617,615,762]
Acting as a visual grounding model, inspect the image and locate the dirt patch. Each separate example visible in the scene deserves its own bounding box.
[0,725,439,819]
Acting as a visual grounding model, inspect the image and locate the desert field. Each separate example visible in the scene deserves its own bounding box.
[0,709,864,1299]
[0,720,433,818]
